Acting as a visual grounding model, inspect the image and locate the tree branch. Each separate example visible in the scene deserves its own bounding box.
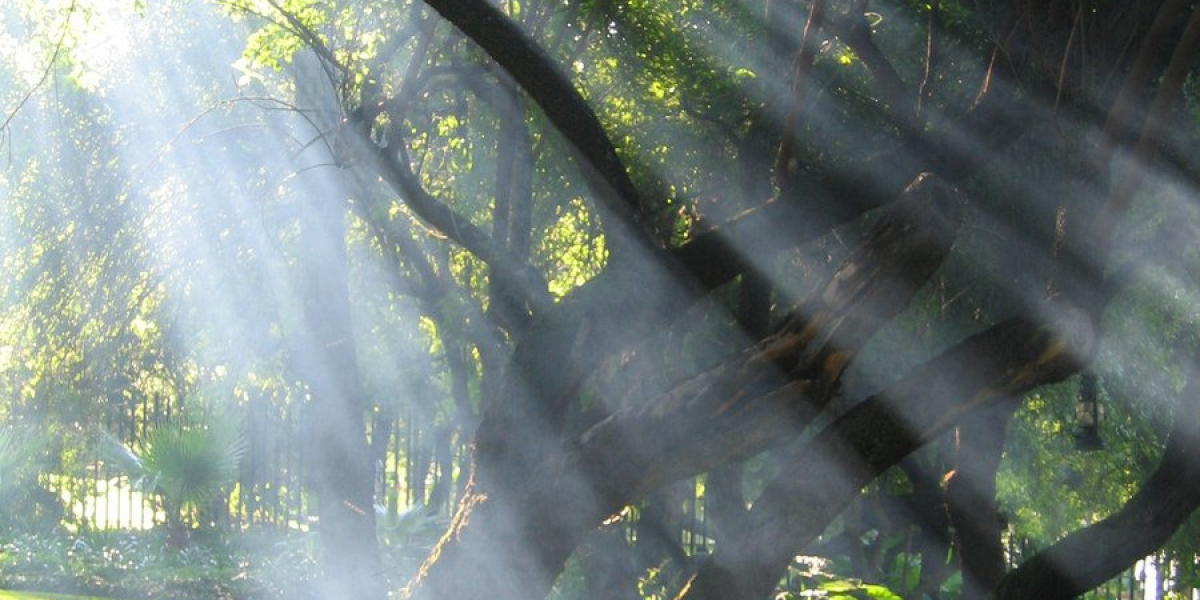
[677,306,1097,600]
[577,174,963,499]
[420,0,648,229]
[991,354,1200,600]
[1092,3,1200,243]
[347,126,554,317]
[826,10,913,115]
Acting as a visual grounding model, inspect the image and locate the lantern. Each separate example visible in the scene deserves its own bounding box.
[1073,373,1104,451]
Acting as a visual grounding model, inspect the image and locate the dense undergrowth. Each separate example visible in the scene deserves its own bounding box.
[0,509,447,600]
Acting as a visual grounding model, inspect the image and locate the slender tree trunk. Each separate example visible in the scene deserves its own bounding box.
[295,174,384,600]
[949,400,1020,600]
[426,426,454,512]
[903,447,956,599]
[293,51,384,600]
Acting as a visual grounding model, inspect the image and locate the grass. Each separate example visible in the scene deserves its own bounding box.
[0,590,120,600]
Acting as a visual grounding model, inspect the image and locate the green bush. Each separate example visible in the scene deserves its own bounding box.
[1,528,264,600]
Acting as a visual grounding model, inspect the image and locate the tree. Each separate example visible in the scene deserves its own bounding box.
[3,0,1197,599]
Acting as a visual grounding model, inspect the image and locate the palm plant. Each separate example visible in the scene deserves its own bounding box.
[103,410,245,546]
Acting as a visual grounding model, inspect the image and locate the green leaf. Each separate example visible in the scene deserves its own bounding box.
[821,580,859,593]
[862,584,904,600]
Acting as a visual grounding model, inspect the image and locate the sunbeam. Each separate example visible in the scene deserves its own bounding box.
[0,1,1197,600]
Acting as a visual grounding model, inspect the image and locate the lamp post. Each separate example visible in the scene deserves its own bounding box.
[1074,373,1104,451]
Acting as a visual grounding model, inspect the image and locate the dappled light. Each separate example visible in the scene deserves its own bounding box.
[0,1,1197,600]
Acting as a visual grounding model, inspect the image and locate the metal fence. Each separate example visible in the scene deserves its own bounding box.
[20,392,1196,600]
[40,393,460,533]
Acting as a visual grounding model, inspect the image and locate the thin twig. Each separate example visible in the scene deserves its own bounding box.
[1052,2,1083,114]
[772,0,826,195]
[1,0,79,156]
[917,0,939,117]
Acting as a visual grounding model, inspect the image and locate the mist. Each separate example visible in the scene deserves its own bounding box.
[0,1,1197,600]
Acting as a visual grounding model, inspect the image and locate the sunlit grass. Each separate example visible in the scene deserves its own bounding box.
[0,590,121,600]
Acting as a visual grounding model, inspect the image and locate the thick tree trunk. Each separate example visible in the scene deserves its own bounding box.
[403,176,961,600]
[404,464,615,600]
[328,2,1183,599]
[574,525,643,600]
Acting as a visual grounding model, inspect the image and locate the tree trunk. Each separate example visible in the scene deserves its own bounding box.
[296,171,385,600]
[949,400,1020,600]
[404,463,614,600]
[293,51,384,600]
[901,448,956,599]
[403,175,963,600]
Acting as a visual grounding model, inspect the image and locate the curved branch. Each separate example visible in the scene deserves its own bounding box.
[420,0,648,227]
[991,354,1200,600]
[578,174,963,499]
[677,306,1097,600]
[347,127,554,318]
